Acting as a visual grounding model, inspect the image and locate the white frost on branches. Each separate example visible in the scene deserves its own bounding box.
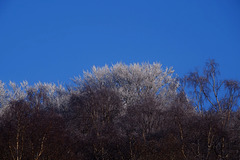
[1,62,179,115]
[0,81,68,115]
[73,62,179,109]
[0,81,8,108]
[27,82,68,109]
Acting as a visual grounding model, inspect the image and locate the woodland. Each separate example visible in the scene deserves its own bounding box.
[0,59,239,160]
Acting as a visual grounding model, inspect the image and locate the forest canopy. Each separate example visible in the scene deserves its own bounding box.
[0,60,239,160]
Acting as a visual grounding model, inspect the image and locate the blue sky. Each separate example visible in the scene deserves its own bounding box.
[0,0,239,85]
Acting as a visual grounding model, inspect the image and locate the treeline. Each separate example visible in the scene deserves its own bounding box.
[0,60,239,160]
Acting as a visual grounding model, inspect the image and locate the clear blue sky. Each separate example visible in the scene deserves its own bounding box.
[0,0,239,85]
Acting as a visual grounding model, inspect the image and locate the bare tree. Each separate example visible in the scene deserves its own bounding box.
[184,59,240,160]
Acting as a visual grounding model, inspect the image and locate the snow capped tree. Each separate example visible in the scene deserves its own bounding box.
[0,81,27,114]
[73,62,179,109]
[0,81,8,109]
[8,81,28,101]
[26,82,68,109]
[70,62,179,141]
[0,80,68,115]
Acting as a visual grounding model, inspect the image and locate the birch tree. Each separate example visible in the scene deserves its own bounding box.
[184,59,240,159]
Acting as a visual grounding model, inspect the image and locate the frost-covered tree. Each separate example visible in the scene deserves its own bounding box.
[26,82,68,110]
[0,81,27,114]
[0,81,8,109]
[73,62,179,110]
[0,81,68,115]
[69,62,179,158]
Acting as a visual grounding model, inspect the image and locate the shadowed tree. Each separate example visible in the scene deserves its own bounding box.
[184,59,240,160]
[0,99,74,160]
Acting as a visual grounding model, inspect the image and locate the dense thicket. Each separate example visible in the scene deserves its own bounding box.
[0,61,239,160]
